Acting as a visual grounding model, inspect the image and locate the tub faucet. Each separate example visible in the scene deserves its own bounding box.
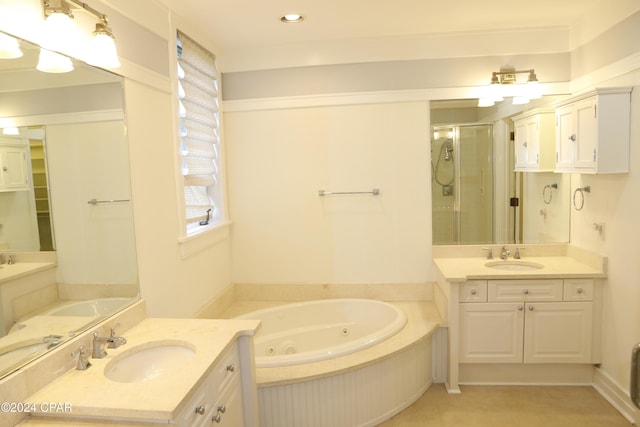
[500,246,511,260]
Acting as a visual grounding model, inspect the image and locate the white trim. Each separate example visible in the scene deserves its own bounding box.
[593,367,640,425]
[6,110,124,127]
[222,83,571,112]
[570,51,640,95]
[118,57,172,94]
[178,220,231,259]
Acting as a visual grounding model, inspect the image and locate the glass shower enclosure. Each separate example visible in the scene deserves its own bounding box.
[431,124,494,244]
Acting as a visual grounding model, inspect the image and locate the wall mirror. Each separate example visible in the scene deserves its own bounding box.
[430,98,571,245]
[0,32,139,378]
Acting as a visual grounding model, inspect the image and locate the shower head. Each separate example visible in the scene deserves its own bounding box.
[444,139,453,161]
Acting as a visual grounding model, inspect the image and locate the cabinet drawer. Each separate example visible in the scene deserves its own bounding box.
[563,279,594,301]
[211,343,241,395]
[459,281,487,302]
[488,280,563,302]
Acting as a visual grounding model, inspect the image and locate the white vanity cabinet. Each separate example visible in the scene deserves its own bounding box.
[459,279,596,365]
[554,87,631,174]
[175,341,250,426]
[0,144,29,191]
[513,109,555,171]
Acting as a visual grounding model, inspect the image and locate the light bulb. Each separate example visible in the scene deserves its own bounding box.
[41,12,77,53]
[86,32,120,68]
[2,127,20,136]
[37,48,74,73]
[0,33,23,59]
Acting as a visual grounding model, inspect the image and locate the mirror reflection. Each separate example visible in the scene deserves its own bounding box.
[430,98,571,245]
[0,32,139,378]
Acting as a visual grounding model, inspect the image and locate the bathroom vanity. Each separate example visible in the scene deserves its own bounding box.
[1,300,260,427]
[433,245,607,393]
[19,316,260,426]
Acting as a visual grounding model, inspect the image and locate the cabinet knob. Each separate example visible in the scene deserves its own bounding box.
[226,364,235,372]
[528,305,534,311]
[212,413,222,423]
[517,305,524,311]
[569,134,576,141]
[217,405,226,414]
[470,289,477,295]
[577,287,583,294]
[195,405,206,415]
[523,289,529,295]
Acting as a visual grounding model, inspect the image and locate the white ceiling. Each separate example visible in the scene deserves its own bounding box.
[156,0,604,49]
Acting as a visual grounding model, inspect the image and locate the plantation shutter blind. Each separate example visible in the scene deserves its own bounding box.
[177,31,219,226]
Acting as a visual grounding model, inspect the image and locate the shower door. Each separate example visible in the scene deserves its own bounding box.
[432,124,494,244]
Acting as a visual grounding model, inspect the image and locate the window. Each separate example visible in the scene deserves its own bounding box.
[176,31,222,234]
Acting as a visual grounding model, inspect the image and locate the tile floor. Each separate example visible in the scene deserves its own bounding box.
[377,384,632,427]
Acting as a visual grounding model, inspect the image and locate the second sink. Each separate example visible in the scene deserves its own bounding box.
[104,340,195,383]
[485,260,544,271]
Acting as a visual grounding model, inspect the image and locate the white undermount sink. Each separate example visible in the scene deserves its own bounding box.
[104,341,195,383]
[485,260,544,271]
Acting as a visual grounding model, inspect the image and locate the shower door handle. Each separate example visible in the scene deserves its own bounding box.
[632,343,640,409]
[630,343,640,408]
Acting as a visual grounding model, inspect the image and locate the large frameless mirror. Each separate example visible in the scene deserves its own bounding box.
[430,98,571,245]
[0,32,139,378]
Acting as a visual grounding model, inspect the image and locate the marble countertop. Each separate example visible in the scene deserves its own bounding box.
[24,317,260,424]
[0,262,56,285]
[433,256,607,282]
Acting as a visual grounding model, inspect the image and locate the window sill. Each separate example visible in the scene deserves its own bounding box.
[178,220,231,259]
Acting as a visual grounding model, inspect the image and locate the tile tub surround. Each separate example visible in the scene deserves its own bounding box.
[25,317,260,423]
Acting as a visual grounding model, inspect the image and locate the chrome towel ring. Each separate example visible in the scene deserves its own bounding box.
[573,186,591,211]
[542,183,558,205]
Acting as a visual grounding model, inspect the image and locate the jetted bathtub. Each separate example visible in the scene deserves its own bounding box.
[235,298,407,367]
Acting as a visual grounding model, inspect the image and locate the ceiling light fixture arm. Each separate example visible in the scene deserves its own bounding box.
[43,0,109,24]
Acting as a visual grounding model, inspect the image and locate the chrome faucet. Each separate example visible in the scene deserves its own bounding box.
[500,246,511,260]
[92,325,127,359]
[92,332,110,359]
[71,345,91,370]
[106,324,127,349]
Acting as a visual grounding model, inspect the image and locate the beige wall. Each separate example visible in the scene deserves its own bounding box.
[225,102,431,284]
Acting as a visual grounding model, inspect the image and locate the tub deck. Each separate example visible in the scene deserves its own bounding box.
[221,301,441,387]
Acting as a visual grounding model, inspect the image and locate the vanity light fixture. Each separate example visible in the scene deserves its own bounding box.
[280,13,305,23]
[0,33,23,59]
[478,66,542,107]
[39,0,120,73]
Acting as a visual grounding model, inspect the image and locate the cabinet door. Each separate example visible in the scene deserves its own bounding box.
[514,118,540,170]
[0,146,28,190]
[523,302,593,364]
[214,375,245,426]
[514,119,529,169]
[555,105,575,170]
[574,98,598,170]
[525,118,540,168]
[459,303,524,363]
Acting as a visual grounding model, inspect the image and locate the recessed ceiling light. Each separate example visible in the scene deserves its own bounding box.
[280,14,304,23]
